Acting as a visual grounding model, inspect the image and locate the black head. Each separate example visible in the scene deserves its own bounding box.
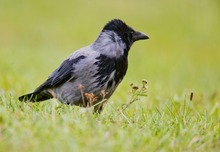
[103,19,149,48]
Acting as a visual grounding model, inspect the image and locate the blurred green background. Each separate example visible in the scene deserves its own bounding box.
[0,0,220,105]
[1,0,220,151]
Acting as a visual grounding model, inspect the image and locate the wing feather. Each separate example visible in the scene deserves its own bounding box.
[34,55,86,92]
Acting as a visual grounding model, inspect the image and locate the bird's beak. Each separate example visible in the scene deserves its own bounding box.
[133,31,149,41]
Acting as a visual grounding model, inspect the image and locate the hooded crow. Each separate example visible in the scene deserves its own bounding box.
[19,19,149,113]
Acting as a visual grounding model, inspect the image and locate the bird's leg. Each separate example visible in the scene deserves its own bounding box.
[93,103,104,114]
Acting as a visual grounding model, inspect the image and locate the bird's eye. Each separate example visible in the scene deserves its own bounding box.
[123,32,133,43]
[128,32,133,41]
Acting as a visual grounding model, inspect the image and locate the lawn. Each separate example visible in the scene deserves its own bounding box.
[0,0,220,151]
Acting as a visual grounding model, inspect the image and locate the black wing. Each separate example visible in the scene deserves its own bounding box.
[34,55,86,92]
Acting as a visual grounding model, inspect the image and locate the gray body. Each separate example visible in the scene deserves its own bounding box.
[48,44,122,106]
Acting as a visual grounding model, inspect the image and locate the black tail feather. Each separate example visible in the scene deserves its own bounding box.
[19,91,53,102]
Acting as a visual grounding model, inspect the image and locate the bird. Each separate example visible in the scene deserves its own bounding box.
[19,19,149,113]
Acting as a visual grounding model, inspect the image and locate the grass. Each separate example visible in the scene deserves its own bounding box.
[0,0,220,151]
